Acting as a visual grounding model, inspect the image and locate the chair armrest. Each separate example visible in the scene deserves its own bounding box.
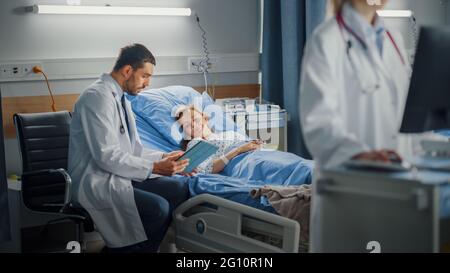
[22,168,72,212]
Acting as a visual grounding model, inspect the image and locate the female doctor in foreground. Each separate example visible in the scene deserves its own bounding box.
[300,0,411,252]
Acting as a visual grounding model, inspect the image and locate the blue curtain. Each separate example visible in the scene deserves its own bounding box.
[0,89,11,243]
[262,0,327,158]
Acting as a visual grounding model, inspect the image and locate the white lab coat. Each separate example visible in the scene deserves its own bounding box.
[68,73,164,248]
[299,5,411,252]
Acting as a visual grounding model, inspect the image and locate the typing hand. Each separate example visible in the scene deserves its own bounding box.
[381,150,403,163]
[352,150,402,163]
[153,153,189,176]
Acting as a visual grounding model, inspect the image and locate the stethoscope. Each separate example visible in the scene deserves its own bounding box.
[336,11,406,94]
[112,92,126,135]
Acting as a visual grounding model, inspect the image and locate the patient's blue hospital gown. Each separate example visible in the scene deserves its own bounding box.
[186,131,314,186]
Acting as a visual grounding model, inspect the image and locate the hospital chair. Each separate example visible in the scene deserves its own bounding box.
[14,111,94,252]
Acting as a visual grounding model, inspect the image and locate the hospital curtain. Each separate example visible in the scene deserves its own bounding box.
[261,0,327,158]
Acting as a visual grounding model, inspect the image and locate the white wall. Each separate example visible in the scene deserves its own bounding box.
[0,0,261,175]
[0,0,260,60]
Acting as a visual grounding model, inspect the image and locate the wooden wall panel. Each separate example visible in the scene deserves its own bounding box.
[193,84,260,99]
[2,84,260,138]
[2,94,80,138]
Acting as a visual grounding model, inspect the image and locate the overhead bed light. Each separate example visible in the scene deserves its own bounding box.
[27,5,192,16]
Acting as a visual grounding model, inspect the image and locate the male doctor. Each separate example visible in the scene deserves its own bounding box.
[68,43,192,253]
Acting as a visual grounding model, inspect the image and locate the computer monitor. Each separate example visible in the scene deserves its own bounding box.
[0,88,11,243]
[400,26,450,133]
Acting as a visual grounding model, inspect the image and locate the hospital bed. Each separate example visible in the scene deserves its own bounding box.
[128,86,309,253]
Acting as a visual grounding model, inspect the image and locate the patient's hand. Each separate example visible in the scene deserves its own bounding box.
[237,140,262,154]
[181,168,198,177]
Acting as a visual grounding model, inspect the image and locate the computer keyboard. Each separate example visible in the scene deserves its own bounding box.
[345,159,412,172]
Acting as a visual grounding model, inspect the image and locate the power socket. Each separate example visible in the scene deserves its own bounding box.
[188,57,219,73]
[0,63,40,79]
[0,64,15,78]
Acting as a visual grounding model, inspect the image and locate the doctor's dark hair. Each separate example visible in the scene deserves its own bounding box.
[113,43,156,71]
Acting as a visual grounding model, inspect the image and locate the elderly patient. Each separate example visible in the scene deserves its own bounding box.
[175,105,313,185]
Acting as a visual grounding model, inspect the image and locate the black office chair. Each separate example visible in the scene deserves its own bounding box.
[13,111,94,252]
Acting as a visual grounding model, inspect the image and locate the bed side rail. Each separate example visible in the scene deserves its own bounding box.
[173,194,300,253]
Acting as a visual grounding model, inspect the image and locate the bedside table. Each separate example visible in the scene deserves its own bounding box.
[229,109,288,152]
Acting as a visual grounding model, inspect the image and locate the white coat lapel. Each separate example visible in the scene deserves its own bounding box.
[369,34,393,81]
[123,98,137,147]
[103,73,133,147]
[113,95,133,147]
[342,3,393,87]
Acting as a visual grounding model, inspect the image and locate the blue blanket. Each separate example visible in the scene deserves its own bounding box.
[186,150,313,211]
[221,150,313,186]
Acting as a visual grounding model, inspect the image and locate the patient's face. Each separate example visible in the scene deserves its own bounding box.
[125,63,153,96]
[178,110,207,139]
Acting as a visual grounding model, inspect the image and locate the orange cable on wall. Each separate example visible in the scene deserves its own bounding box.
[32,66,56,112]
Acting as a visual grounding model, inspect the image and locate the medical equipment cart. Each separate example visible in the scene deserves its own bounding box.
[316,166,450,253]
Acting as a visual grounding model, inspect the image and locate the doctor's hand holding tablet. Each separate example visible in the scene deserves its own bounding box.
[153,151,195,176]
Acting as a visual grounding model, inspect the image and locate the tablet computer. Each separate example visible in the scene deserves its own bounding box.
[177,140,219,173]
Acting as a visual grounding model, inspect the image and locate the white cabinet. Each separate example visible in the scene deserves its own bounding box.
[227,109,288,152]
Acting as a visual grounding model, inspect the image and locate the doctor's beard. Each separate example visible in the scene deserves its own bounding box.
[124,79,145,96]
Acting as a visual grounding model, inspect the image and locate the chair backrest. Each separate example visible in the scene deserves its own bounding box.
[14,111,72,211]
[14,111,72,173]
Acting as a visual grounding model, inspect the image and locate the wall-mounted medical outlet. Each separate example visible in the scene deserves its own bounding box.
[188,57,220,73]
[0,63,41,79]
